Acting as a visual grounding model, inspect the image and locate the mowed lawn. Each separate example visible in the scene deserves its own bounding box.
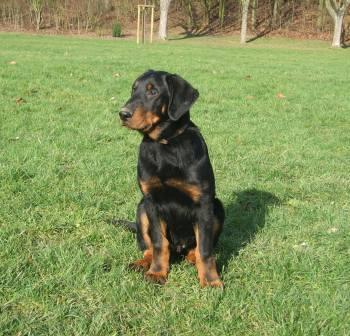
[0,33,349,335]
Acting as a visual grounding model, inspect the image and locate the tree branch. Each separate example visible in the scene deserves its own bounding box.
[325,0,337,20]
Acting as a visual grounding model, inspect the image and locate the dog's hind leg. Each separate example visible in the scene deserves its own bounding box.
[213,197,225,247]
[129,200,153,272]
[193,201,223,288]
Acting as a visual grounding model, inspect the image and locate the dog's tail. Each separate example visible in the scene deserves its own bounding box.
[108,219,137,233]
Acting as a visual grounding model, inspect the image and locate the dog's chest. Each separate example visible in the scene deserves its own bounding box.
[137,142,202,203]
[139,141,188,177]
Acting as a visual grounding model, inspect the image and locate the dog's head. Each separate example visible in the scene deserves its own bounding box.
[119,70,199,139]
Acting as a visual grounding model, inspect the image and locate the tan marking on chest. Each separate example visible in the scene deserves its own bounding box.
[140,176,162,194]
[140,177,202,202]
[165,179,202,202]
[147,125,162,140]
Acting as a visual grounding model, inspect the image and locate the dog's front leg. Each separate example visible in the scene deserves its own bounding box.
[143,198,170,285]
[194,201,223,288]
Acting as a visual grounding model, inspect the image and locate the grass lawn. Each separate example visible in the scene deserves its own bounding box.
[0,33,349,335]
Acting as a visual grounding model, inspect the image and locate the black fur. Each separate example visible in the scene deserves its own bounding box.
[119,70,225,286]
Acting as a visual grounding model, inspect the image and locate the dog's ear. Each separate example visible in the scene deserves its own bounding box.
[144,69,155,75]
[166,74,199,121]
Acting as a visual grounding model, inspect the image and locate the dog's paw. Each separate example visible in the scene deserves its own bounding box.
[200,278,224,289]
[144,271,167,285]
[185,249,196,265]
[128,259,151,272]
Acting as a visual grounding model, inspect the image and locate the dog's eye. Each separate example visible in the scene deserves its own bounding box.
[147,88,158,96]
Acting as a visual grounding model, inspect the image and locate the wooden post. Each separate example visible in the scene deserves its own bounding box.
[150,6,154,43]
[143,0,146,43]
[136,4,155,44]
[137,5,141,44]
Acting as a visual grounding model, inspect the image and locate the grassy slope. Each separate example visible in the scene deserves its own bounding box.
[0,33,349,335]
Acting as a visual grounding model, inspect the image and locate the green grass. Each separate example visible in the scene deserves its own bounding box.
[0,33,349,335]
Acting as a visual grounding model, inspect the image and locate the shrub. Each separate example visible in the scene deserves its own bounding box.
[112,23,122,38]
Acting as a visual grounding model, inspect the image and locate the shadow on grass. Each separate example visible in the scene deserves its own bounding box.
[108,188,280,275]
[217,189,280,271]
[246,28,272,43]
[168,30,212,41]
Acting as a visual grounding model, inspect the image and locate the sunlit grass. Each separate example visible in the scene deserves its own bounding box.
[0,33,349,335]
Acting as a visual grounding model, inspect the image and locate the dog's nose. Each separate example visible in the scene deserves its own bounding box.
[119,107,132,121]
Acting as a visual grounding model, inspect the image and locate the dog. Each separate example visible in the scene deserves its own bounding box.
[119,70,225,287]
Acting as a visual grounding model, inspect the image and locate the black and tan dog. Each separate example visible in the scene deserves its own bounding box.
[119,70,224,287]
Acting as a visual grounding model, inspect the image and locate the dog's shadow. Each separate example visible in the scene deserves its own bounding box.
[217,189,280,270]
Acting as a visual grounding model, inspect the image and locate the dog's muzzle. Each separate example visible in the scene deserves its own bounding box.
[119,107,132,121]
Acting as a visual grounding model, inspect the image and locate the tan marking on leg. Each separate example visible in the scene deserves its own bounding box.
[194,225,223,288]
[140,212,152,248]
[145,219,170,285]
[194,225,206,286]
[165,179,202,202]
[129,213,152,272]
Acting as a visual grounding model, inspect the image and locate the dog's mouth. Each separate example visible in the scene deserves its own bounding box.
[120,107,161,135]
[121,119,154,133]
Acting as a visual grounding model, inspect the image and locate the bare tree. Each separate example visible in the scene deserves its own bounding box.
[240,0,250,43]
[159,0,172,40]
[29,0,45,30]
[251,0,258,30]
[272,0,281,28]
[325,0,350,47]
[317,0,326,32]
[219,0,226,28]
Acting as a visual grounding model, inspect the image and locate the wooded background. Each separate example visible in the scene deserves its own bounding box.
[1,0,349,41]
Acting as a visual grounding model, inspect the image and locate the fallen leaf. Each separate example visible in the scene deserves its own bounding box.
[276,92,286,99]
[246,95,255,100]
[9,136,20,141]
[293,242,309,251]
[16,97,25,104]
[327,227,338,233]
[287,199,302,207]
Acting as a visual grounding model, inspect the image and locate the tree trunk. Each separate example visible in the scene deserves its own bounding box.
[251,0,257,30]
[35,11,41,31]
[317,0,325,32]
[203,0,212,26]
[325,0,350,48]
[332,14,344,47]
[186,0,194,31]
[29,0,43,31]
[272,0,279,28]
[159,0,172,40]
[219,0,225,28]
[240,0,250,44]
